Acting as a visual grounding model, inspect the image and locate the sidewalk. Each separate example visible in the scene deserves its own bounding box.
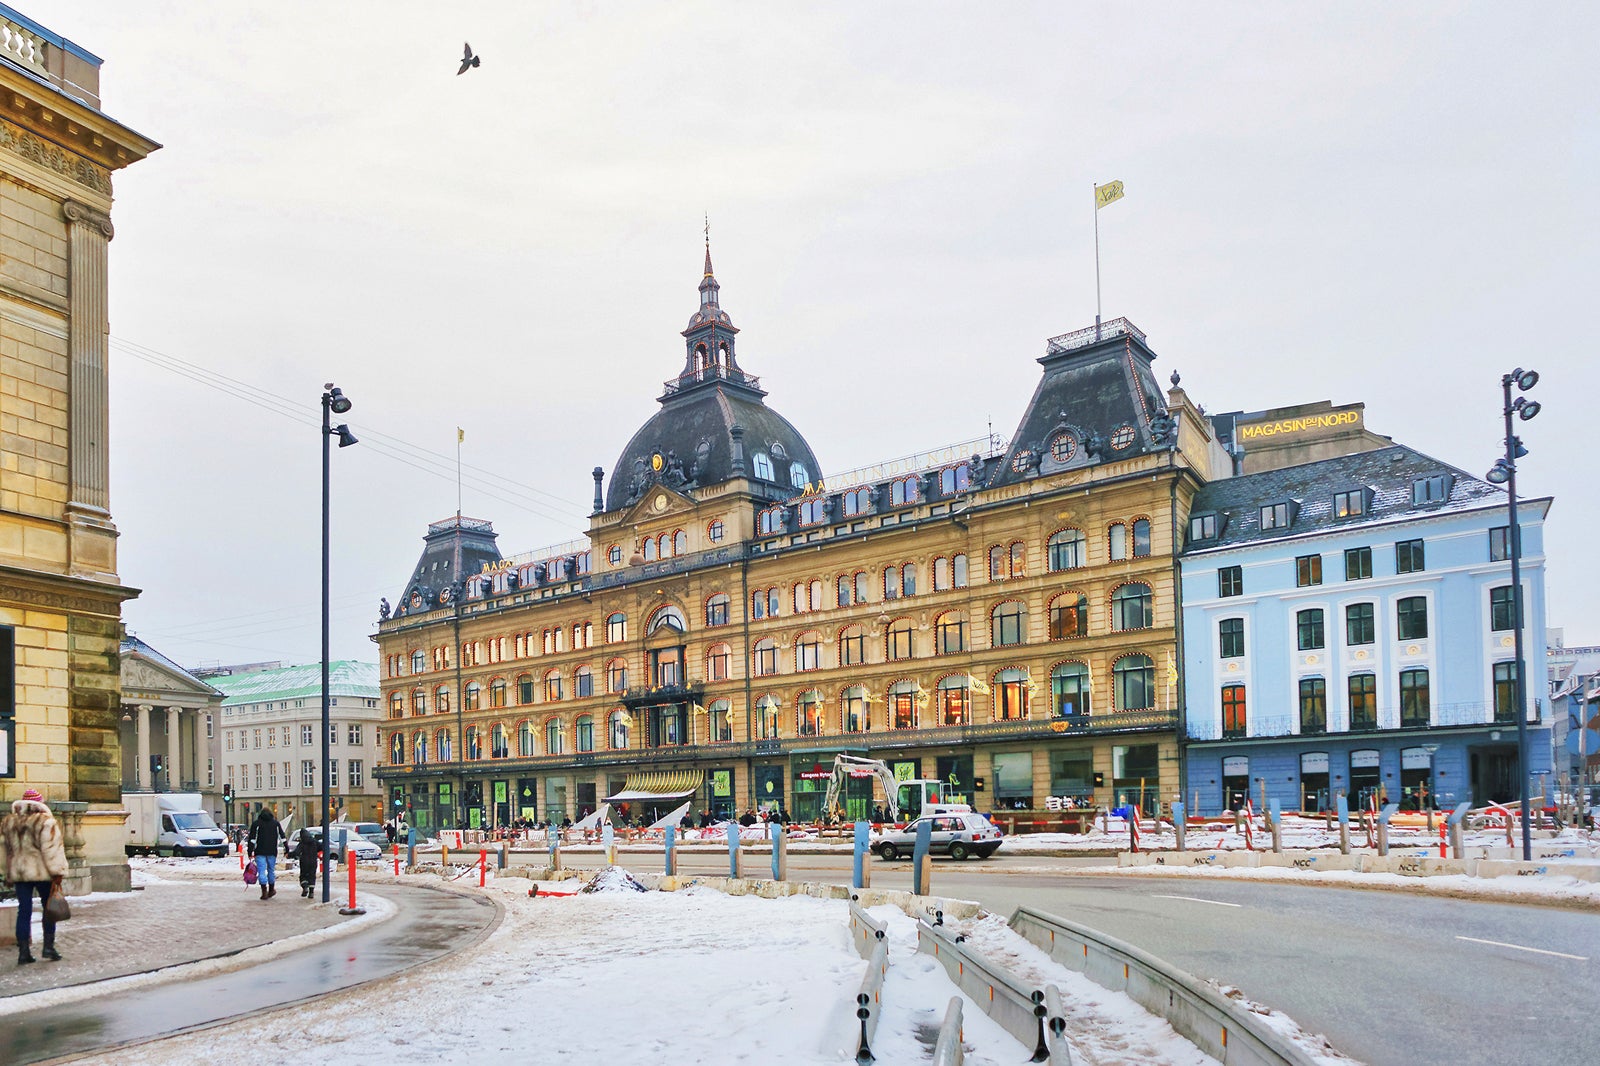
[0,872,347,999]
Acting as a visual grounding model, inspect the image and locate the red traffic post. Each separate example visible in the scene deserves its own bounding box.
[339,844,365,915]
[478,848,487,888]
[393,842,400,877]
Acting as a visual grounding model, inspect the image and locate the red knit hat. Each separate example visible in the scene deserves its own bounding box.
[22,788,43,802]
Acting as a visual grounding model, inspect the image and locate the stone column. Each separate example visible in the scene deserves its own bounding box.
[167,708,183,791]
[60,200,118,578]
[191,710,205,791]
[136,704,151,790]
[51,801,93,898]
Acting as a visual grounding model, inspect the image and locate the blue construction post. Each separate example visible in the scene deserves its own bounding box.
[602,822,616,866]
[852,820,870,888]
[1376,802,1400,855]
[912,818,933,896]
[1336,793,1351,854]
[406,825,416,869]
[1447,801,1472,858]
[547,825,561,871]
[665,825,677,876]
[770,820,788,881]
[727,821,740,879]
[1171,801,1186,852]
[1269,799,1283,853]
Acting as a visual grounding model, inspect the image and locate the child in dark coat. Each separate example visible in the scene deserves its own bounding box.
[294,831,323,898]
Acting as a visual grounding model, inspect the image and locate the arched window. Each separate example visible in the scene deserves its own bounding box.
[1051,662,1090,718]
[434,686,450,714]
[890,681,920,730]
[489,678,507,708]
[576,714,594,752]
[545,717,564,755]
[886,618,914,661]
[1111,583,1153,631]
[842,488,869,517]
[648,604,687,635]
[673,529,687,555]
[939,464,970,495]
[464,682,481,710]
[606,658,628,693]
[795,632,822,671]
[1049,594,1089,640]
[389,692,404,719]
[606,613,627,643]
[891,476,918,506]
[994,668,1029,721]
[706,643,731,681]
[390,732,405,763]
[797,690,822,736]
[1109,522,1129,562]
[543,668,563,702]
[753,638,779,676]
[574,665,594,698]
[750,589,769,619]
[518,721,536,757]
[793,582,808,613]
[901,563,917,597]
[609,709,630,750]
[838,624,866,666]
[642,536,657,562]
[412,731,428,765]
[935,611,967,654]
[992,601,1027,646]
[841,685,868,733]
[1048,529,1086,571]
[854,571,870,603]
[952,553,968,588]
[410,649,425,673]
[436,729,452,762]
[1113,655,1155,711]
[798,498,826,526]
[938,675,968,725]
[755,694,781,739]
[933,556,951,591]
[410,688,426,715]
[1132,518,1152,558]
[753,453,774,480]
[709,699,733,742]
[883,567,900,600]
[705,594,730,627]
[757,507,783,536]
[464,725,481,760]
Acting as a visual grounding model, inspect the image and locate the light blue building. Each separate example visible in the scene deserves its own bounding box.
[1180,444,1552,815]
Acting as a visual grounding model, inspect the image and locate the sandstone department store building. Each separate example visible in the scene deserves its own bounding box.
[373,252,1232,829]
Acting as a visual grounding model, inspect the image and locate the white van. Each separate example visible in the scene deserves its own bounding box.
[125,793,228,857]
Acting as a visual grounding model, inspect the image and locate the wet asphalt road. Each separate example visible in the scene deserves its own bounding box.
[558,849,1600,1066]
[5,882,499,1066]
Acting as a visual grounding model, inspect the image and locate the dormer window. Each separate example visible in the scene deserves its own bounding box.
[790,462,809,489]
[752,452,774,480]
[1259,502,1292,530]
[1412,475,1449,505]
[1333,489,1367,518]
[1189,513,1218,541]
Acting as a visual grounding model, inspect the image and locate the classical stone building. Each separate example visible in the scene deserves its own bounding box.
[374,251,1232,829]
[119,635,224,811]
[0,0,158,883]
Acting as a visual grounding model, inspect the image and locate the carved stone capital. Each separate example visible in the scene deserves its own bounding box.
[62,199,114,239]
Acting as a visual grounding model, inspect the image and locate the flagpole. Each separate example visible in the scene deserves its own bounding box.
[456,428,463,519]
[1093,182,1103,337]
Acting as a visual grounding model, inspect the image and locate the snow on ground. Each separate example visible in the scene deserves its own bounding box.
[1088,860,1600,907]
[108,870,1233,1066]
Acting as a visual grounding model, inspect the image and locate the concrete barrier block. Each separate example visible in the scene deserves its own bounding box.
[1218,851,1260,869]
[1118,852,1156,867]
[1146,850,1225,868]
[1419,857,1478,877]
[938,898,983,920]
[1477,860,1600,882]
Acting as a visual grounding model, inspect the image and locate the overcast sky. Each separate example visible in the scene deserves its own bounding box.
[39,2,1598,667]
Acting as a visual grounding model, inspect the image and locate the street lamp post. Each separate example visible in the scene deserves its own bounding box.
[321,384,358,902]
[1485,368,1539,862]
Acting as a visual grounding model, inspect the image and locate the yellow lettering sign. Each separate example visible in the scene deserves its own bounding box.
[1236,408,1361,442]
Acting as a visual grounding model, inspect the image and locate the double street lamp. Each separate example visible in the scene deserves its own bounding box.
[321,384,358,902]
[1485,368,1538,862]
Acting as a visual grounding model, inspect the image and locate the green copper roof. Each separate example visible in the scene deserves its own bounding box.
[204,661,380,705]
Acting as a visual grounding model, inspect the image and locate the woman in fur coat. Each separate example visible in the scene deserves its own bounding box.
[0,788,69,964]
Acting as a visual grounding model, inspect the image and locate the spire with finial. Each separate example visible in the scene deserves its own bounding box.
[699,213,720,310]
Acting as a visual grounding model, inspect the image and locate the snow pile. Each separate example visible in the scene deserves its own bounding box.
[580,865,648,893]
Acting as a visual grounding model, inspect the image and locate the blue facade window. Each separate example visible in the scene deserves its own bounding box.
[1348,674,1377,730]
[1299,678,1327,734]
[1219,566,1242,597]
[1396,539,1425,574]
[1396,596,1428,640]
[1490,586,1517,631]
[1346,603,1376,645]
[1400,668,1430,727]
[1344,547,1372,581]
[1493,663,1519,724]
[1219,618,1244,658]
[1296,555,1322,587]
[1296,608,1325,651]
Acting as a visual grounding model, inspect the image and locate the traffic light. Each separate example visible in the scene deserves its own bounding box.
[223,784,232,801]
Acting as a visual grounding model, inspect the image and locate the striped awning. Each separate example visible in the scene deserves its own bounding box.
[604,769,705,802]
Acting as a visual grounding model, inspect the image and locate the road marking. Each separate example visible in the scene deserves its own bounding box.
[1151,894,1242,908]
[1454,936,1587,961]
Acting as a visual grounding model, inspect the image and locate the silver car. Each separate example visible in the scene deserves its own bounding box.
[874,812,1003,861]
[287,826,383,862]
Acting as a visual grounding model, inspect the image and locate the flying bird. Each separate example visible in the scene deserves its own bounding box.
[457,42,481,75]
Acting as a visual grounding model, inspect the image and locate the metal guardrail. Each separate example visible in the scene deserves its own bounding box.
[855,939,888,1062]
[848,899,886,961]
[917,918,1065,1063]
[931,997,964,1066]
[1009,907,1319,1066]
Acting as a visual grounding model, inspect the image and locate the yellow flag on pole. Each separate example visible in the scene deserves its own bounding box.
[457,427,465,444]
[1095,181,1125,209]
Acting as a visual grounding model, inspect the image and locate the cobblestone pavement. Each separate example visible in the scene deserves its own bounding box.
[0,872,347,999]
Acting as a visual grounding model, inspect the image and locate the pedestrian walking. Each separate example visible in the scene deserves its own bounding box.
[293,827,323,898]
[0,788,69,964]
[247,808,283,900]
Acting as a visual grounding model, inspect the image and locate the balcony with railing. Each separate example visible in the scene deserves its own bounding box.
[1045,318,1147,357]
[661,363,762,397]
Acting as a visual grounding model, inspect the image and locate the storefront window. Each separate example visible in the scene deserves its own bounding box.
[1112,743,1158,811]
[1049,750,1094,805]
[992,752,1033,809]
